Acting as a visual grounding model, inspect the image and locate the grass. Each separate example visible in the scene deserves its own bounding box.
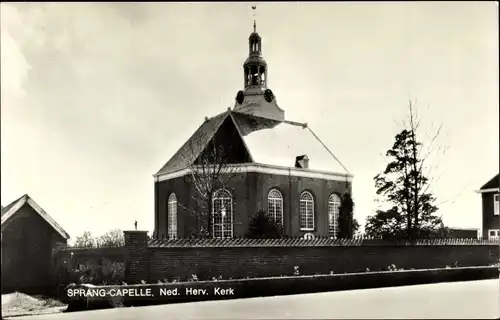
[1,292,67,318]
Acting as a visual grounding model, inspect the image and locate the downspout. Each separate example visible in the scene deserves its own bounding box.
[154,176,159,237]
[288,168,292,236]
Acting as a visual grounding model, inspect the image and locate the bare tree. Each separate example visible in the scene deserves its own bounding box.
[72,229,125,248]
[180,128,241,238]
[73,231,96,248]
[96,229,125,247]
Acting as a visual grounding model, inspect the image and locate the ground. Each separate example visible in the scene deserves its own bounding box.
[1,292,67,318]
[4,279,499,319]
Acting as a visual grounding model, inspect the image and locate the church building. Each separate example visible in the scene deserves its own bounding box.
[153,21,353,239]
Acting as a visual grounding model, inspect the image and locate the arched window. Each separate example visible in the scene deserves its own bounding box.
[212,189,233,238]
[299,191,314,231]
[268,189,284,226]
[168,193,177,239]
[328,194,341,239]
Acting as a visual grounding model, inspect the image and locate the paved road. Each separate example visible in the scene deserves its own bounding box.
[12,280,500,319]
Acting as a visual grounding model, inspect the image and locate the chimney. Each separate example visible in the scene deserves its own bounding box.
[295,155,309,169]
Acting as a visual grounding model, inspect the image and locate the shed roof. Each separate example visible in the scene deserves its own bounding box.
[1,194,70,240]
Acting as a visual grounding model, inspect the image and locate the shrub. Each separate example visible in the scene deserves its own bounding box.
[188,274,199,282]
[246,210,284,239]
[61,259,125,286]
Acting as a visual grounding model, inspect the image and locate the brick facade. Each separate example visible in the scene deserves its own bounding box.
[154,172,351,239]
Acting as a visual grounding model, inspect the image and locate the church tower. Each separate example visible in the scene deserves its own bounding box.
[233,15,285,121]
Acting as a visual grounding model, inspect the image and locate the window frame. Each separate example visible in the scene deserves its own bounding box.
[488,229,500,240]
[299,191,315,231]
[328,193,341,239]
[494,193,499,216]
[167,193,178,239]
[268,189,284,226]
[212,189,233,239]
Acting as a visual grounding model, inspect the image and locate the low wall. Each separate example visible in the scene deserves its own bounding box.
[124,231,499,283]
[148,245,497,281]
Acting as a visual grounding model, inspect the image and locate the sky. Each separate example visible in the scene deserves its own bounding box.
[1,2,498,241]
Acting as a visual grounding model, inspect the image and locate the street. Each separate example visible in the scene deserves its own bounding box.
[10,280,500,319]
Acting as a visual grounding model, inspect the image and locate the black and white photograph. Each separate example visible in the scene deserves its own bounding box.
[1,2,499,319]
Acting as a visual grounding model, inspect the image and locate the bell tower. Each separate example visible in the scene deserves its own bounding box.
[243,21,267,90]
[233,6,285,122]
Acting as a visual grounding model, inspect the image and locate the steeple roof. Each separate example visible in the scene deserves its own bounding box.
[154,8,351,181]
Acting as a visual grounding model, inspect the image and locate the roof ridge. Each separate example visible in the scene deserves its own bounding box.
[282,119,307,127]
[306,126,350,174]
[230,111,309,129]
[154,110,231,176]
[1,194,70,240]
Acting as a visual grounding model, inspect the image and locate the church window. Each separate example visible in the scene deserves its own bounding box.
[268,189,284,226]
[299,191,314,231]
[328,194,341,239]
[168,193,177,239]
[212,189,233,238]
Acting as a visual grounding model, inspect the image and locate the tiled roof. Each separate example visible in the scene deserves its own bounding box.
[480,173,499,190]
[155,110,350,177]
[148,237,499,248]
[1,194,70,240]
[155,111,230,176]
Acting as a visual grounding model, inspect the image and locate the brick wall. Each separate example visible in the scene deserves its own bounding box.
[123,231,500,284]
[124,231,149,284]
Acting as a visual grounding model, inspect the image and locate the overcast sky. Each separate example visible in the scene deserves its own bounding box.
[1,2,498,241]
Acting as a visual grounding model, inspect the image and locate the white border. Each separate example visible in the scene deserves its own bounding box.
[153,163,354,183]
[1,195,70,240]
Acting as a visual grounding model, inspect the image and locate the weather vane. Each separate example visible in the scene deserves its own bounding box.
[252,5,257,32]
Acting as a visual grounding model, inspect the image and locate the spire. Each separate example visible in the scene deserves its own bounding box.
[243,4,266,90]
[233,6,284,122]
[252,5,257,32]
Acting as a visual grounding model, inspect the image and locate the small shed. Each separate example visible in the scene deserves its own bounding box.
[1,194,70,295]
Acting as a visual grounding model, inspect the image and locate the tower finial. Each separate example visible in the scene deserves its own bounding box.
[252,5,257,32]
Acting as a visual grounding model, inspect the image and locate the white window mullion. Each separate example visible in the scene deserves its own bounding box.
[494,194,499,216]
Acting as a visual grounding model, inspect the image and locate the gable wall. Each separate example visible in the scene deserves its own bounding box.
[482,192,500,239]
[196,115,252,165]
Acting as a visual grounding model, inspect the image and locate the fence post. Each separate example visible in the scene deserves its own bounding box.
[124,230,149,284]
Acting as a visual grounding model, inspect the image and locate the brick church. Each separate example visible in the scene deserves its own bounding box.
[153,21,353,239]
